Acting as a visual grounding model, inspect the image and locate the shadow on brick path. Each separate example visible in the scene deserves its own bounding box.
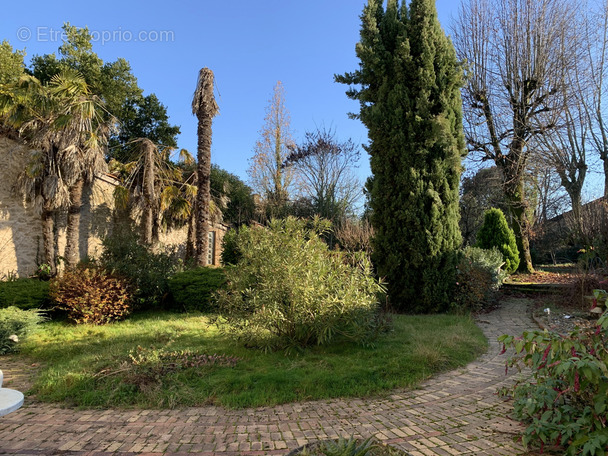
[0,298,538,456]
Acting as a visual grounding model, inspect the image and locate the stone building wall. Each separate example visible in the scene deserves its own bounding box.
[0,137,227,277]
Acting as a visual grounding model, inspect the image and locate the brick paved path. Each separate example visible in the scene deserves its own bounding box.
[0,298,534,456]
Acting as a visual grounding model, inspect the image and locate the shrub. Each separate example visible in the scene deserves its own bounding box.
[50,266,132,325]
[0,306,45,355]
[167,267,226,312]
[0,278,50,310]
[215,217,386,351]
[334,218,374,257]
[100,230,182,310]
[220,228,241,266]
[452,247,505,312]
[475,208,520,273]
[499,310,608,455]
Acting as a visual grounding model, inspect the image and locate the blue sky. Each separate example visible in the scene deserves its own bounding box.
[3,1,465,186]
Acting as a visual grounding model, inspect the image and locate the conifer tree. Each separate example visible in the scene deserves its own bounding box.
[336,0,466,312]
[475,208,520,274]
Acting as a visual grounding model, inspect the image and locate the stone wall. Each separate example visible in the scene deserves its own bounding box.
[0,137,227,277]
[0,137,41,277]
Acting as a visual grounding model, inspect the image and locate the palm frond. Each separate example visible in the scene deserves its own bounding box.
[113,185,130,211]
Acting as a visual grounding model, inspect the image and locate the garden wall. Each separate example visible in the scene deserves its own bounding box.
[0,137,227,277]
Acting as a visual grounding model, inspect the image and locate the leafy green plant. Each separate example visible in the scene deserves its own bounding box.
[475,208,520,273]
[215,217,386,351]
[220,228,241,266]
[167,267,226,312]
[100,230,182,310]
[592,287,608,314]
[50,266,132,325]
[452,247,505,312]
[320,437,375,456]
[34,263,53,281]
[0,278,50,310]
[0,306,45,354]
[294,437,411,456]
[499,310,608,455]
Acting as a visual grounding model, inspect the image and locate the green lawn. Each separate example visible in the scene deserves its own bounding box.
[18,311,487,409]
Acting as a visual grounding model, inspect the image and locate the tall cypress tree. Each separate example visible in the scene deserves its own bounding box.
[336,0,466,313]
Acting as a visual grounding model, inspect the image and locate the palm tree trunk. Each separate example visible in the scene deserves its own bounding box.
[42,208,56,275]
[185,199,197,261]
[142,139,155,245]
[195,115,212,266]
[192,68,218,267]
[64,179,84,268]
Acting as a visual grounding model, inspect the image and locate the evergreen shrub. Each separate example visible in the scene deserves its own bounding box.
[0,278,50,310]
[0,306,45,354]
[100,230,181,309]
[167,267,226,312]
[476,208,520,273]
[453,247,505,312]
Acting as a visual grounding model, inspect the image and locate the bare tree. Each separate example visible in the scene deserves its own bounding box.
[247,81,296,218]
[583,0,608,197]
[526,155,569,225]
[284,127,362,221]
[535,100,588,233]
[453,0,582,272]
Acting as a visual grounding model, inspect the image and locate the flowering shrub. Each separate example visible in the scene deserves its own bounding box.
[50,266,132,325]
[0,306,45,354]
[499,310,608,455]
[215,217,386,351]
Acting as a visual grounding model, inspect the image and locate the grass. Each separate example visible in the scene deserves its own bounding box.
[17,311,487,409]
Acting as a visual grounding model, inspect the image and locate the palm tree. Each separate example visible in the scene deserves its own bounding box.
[111,140,196,245]
[191,68,218,266]
[0,72,109,273]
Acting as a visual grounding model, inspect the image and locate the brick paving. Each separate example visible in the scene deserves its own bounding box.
[0,298,535,456]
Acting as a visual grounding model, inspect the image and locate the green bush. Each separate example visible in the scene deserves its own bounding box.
[499,311,608,455]
[0,306,45,355]
[475,208,520,273]
[50,266,132,325]
[167,267,226,312]
[452,247,505,312]
[215,217,386,351]
[220,228,241,266]
[100,230,182,310]
[0,278,50,310]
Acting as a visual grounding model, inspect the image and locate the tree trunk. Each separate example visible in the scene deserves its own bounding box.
[567,185,584,241]
[185,199,197,262]
[142,140,155,245]
[504,181,534,273]
[42,208,56,275]
[64,179,84,268]
[195,115,212,266]
[603,157,608,198]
